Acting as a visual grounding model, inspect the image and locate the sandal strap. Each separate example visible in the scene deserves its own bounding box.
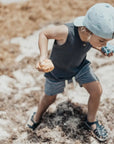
[27,112,41,130]
[93,126,108,138]
[86,120,98,127]
[31,112,39,124]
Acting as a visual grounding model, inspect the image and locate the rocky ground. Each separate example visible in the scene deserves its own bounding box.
[0,0,114,144]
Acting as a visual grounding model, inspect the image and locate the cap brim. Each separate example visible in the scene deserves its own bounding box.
[73,16,85,27]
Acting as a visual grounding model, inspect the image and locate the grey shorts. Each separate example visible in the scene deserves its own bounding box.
[45,64,99,96]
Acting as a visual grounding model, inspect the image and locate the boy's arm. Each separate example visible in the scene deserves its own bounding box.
[38,25,68,60]
[37,25,68,72]
[92,46,101,52]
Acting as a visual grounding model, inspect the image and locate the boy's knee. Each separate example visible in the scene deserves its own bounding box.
[90,85,103,98]
[95,87,102,97]
[84,81,103,98]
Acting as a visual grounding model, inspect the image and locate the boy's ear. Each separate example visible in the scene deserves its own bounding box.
[85,27,92,35]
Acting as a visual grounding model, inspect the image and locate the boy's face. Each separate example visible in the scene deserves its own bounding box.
[89,34,112,48]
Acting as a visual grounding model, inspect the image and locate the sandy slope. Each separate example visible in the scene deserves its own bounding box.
[0,30,114,144]
[0,0,114,39]
[0,0,114,144]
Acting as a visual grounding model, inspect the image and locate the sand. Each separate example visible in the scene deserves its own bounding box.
[0,0,114,144]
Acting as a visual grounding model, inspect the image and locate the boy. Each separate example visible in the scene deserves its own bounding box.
[27,3,114,142]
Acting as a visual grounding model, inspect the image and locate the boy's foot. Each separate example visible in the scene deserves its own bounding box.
[85,120,108,142]
[26,112,41,131]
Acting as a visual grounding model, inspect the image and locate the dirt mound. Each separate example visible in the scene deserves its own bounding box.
[4,100,113,144]
[0,0,114,144]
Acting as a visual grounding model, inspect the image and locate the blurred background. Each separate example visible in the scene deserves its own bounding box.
[0,0,114,144]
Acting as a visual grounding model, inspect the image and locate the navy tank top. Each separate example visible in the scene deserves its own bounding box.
[45,23,92,81]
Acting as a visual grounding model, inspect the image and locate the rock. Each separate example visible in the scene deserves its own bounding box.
[48,104,57,113]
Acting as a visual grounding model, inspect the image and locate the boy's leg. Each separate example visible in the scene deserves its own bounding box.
[75,63,101,124]
[35,78,65,122]
[82,81,102,128]
[82,81,108,141]
[34,94,57,122]
[27,94,57,130]
[76,64,108,141]
[27,78,65,129]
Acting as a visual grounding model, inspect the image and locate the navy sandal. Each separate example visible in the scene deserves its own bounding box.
[85,120,108,142]
[27,112,41,131]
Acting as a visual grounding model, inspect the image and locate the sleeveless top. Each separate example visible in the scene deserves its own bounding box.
[44,23,92,81]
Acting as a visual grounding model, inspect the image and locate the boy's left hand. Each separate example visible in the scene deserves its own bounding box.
[101,47,113,57]
[101,51,113,57]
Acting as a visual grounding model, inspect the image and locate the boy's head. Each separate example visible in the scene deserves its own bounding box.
[74,3,114,47]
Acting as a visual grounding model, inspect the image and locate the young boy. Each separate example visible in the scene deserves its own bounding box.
[27,3,114,142]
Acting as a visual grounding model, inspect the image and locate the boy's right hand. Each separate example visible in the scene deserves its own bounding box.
[36,57,54,73]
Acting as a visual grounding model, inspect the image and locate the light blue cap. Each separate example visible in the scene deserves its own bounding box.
[74,3,114,39]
